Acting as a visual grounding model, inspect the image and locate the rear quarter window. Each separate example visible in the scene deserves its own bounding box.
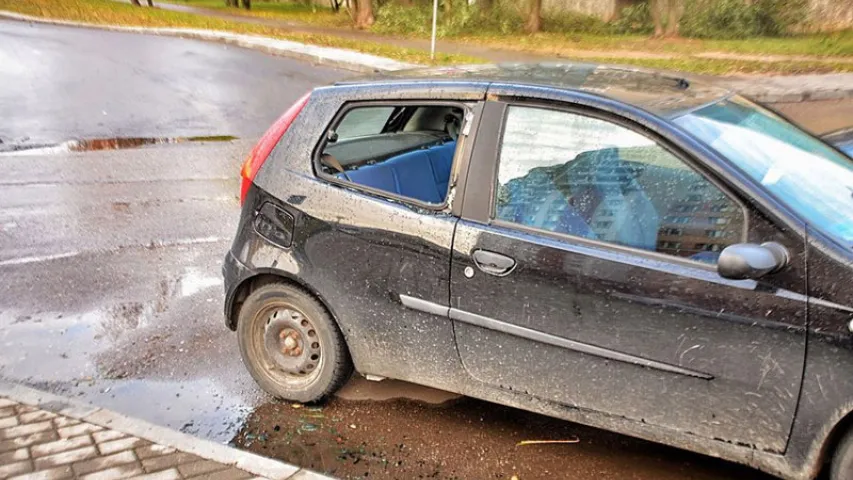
[316,103,466,206]
[334,106,394,139]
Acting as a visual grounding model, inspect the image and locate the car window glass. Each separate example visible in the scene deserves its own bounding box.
[319,104,463,205]
[676,97,853,247]
[334,107,394,139]
[495,106,745,263]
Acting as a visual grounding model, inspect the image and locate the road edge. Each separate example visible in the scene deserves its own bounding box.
[0,380,334,480]
[3,11,853,103]
[0,11,416,74]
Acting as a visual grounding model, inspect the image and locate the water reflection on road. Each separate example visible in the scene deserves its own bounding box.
[0,256,261,442]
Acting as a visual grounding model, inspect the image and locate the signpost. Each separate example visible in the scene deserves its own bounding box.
[431,0,438,60]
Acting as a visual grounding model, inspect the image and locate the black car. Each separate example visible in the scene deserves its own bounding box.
[223,64,853,480]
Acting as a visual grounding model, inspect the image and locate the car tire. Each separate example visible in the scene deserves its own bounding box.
[832,427,853,480]
[236,283,352,403]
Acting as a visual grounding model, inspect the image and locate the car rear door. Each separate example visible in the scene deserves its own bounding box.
[449,95,807,453]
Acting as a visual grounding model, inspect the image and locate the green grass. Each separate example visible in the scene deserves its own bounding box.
[459,30,853,58]
[703,31,853,57]
[172,0,351,28]
[575,56,853,75]
[4,0,853,74]
[0,0,480,66]
[172,0,853,58]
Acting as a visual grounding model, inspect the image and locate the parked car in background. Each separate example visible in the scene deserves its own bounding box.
[223,63,853,480]
[824,127,853,157]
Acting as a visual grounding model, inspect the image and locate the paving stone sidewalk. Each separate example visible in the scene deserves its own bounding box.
[0,383,331,480]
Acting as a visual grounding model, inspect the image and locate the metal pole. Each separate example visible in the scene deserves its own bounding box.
[431,0,438,60]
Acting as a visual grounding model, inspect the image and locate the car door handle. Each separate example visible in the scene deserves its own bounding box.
[471,249,516,277]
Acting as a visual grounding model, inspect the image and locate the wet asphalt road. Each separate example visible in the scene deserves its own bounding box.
[0,138,261,440]
[0,19,344,146]
[1,18,851,479]
[0,18,345,440]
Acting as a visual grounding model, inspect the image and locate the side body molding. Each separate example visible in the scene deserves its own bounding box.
[399,294,714,380]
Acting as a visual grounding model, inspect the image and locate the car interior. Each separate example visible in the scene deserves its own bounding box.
[497,146,744,261]
[319,105,463,204]
[318,104,743,262]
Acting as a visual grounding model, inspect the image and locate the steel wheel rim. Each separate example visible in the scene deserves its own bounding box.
[252,302,323,387]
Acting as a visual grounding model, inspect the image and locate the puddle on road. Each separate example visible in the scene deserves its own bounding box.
[71,137,179,152]
[0,135,238,155]
[70,136,239,152]
[0,307,140,381]
[62,378,253,443]
[179,268,222,297]
[0,267,221,380]
[0,267,254,442]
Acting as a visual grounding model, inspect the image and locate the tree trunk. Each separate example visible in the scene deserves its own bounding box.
[525,0,541,33]
[242,0,251,10]
[146,0,153,6]
[354,0,374,29]
[130,0,141,6]
[443,0,452,15]
[664,0,684,37]
[609,0,641,22]
[650,0,665,37]
[650,0,682,37]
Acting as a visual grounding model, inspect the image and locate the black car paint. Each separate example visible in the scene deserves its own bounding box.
[223,68,853,480]
[451,96,808,455]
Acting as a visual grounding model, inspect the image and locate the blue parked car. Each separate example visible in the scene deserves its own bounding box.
[824,127,853,157]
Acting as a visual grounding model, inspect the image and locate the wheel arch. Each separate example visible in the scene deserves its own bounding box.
[226,270,342,338]
[808,408,853,479]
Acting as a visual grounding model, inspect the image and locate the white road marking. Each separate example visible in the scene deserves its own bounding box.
[0,251,83,267]
[0,236,230,267]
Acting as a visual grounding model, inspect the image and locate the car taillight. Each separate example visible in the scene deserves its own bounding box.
[240,91,311,205]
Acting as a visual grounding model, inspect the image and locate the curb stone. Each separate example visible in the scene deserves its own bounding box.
[0,11,417,74]
[0,381,335,480]
[3,11,852,103]
[715,73,853,103]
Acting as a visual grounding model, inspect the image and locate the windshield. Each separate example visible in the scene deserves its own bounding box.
[674,96,853,248]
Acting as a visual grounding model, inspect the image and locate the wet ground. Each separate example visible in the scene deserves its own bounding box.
[0,139,260,441]
[0,19,344,146]
[2,18,852,479]
[235,395,774,480]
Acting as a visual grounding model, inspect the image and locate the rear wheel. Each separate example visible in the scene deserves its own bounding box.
[832,427,853,480]
[236,283,352,403]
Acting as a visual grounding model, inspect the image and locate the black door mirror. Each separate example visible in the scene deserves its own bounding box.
[717,242,789,280]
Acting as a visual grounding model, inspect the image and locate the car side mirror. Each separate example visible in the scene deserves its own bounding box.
[717,242,789,280]
[327,131,339,143]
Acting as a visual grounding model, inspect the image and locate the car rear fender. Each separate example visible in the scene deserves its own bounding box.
[225,270,343,343]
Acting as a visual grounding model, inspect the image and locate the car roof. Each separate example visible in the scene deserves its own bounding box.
[337,63,732,118]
